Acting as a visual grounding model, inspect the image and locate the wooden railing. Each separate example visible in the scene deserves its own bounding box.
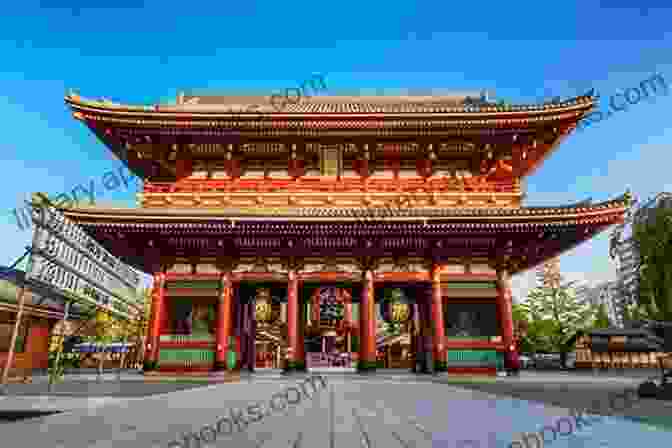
[158,348,215,364]
[446,349,503,368]
[143,176,519,195]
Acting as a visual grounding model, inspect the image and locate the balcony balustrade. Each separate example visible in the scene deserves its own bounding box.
[143,176,519,195]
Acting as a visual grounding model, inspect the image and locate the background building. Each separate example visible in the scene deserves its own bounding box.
[574,280,621,326]
[1,266,86,372]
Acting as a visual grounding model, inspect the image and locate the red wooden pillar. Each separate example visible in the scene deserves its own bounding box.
[359,270,377,372]
[344,290,353,353]
[215,273,234,370]
[146,272,165,368]
[431,265,446,370]
[286,270,300,370]
[343,290,352,325]
[296,279,305,370]
[496,268,515,351]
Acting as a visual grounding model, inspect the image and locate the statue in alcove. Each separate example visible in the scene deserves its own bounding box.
[174,300,193,335]
[192,303,215,336]
[450,310,481,337]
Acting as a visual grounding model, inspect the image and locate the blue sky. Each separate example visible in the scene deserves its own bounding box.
[1,1,671,299]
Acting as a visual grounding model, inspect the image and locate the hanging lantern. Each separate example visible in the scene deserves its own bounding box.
[96,310,111,339]
[382,288,412,323]
[390,302,411,323]
[255,288,274,324]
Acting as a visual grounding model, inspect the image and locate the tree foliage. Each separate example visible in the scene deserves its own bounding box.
[518,282,595,352]
[592,303,611,329]
[0,279,19,303]
[512,302,533,352]
[622,301,656,324]
[633,206,672,321]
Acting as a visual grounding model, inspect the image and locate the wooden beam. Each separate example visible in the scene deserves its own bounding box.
[103,130,542,147]
[374,272,430,282]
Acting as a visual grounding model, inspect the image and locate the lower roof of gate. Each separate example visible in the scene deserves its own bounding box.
[62,194,627,228]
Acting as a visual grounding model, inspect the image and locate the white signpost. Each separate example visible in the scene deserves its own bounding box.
[26,197,143,320]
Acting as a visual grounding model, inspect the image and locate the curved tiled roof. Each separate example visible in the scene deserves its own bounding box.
[65,93,595,117]
[62,194,627,223]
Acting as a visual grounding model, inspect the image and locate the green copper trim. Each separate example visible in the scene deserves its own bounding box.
[283,361,306,372]
[446,350,502,364]
[165,280,220,290]
[159,348,215,363]
[357,360,378,372]
[143,360,159,371]
[447,350,498,361]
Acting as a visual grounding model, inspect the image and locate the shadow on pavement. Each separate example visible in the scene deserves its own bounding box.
[0,410,62,423]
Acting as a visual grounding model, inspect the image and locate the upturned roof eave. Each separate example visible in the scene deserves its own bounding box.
[64,94,595,121]
[60,196,628,225]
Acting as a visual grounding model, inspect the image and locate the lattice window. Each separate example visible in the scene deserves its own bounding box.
[208,161,228,179]
[188,161,208,179]
[268,168,290,178]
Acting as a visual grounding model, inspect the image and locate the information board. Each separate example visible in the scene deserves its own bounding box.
[28,254,132,319]
[25,200,143,320]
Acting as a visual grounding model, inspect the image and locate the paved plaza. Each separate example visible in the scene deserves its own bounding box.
[0,370,670,447]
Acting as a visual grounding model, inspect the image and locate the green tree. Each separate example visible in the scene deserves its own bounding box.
[520,282,595,353]
[592,303,611,329]
[622,301,656,324]
[512,302,532,352]
[0,279,20,303]
[512,302,555,353]
[633,206,672,321]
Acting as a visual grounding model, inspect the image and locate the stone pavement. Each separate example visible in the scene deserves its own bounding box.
[433,370,672,427]
[0,375,226,400]
[0,373,671,448]
[0,395,141,413]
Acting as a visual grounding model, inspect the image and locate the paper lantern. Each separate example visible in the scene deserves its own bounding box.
[255,288,274,323]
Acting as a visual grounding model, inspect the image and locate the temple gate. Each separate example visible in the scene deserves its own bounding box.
[59,92,627,374]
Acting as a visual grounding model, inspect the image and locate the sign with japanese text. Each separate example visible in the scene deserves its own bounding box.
[25,199,142,320]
